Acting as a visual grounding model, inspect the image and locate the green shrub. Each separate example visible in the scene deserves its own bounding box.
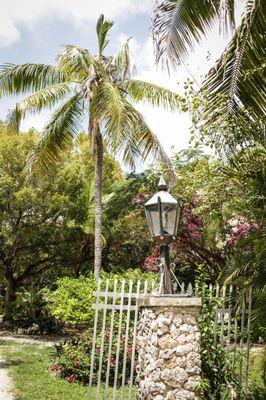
[47,269,158,327]
[10,288,59,333]
[198,287,237,399]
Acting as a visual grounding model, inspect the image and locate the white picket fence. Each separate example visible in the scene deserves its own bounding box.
[88,279,252,399]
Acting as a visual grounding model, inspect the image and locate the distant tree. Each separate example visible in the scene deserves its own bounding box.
[0,15,182,277]
[0,127,122,313]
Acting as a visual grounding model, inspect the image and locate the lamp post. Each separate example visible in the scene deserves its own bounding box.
[144,176,181,294]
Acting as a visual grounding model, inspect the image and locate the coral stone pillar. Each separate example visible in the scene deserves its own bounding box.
[137,296,202,400]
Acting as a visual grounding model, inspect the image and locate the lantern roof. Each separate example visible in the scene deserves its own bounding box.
[145,176,178,206]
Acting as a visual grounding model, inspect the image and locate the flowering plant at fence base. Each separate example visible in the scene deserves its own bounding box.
[51,328,138,385]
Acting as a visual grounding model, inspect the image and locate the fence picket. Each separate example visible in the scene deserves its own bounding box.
[209,284,213,301]
[245,288,252,393]
[226,285,233,347]
[129,279,141,400]
[213,284,220,345]
[187,282,193,296]
[220,285,227,344]
[120,280,133,399]
[195,282,199,296]
[88,279,101,397]
[96,280,110,398]
[233,288,239,366]
[105,279,118,399]
[113,279,126,400]
[239,293,246,389]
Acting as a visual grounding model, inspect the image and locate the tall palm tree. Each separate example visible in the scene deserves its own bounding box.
[153,0,265,126]
[0,15,182,277]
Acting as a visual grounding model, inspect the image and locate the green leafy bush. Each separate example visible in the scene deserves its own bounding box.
[10,288,59,333]
[47,269,158,327]
[198,288,237,399]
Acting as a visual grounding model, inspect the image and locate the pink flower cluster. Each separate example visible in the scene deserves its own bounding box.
[51,363,60,373]
[182,207,204,240]
[67,374,75,383]
[142,246,160,272]
[131,192,150,209]
[131,193,144,204]
[227,218,258,248]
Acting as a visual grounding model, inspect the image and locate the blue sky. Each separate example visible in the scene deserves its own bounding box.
[0,0,245,159]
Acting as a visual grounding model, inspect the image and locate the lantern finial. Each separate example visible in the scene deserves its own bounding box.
[158,175,168,191]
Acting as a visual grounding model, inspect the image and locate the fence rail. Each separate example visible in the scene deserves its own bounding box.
[89,278,252,399]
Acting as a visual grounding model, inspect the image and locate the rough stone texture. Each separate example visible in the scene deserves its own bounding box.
[137,303,201,400]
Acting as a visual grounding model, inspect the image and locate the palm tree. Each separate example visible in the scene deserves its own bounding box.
[0,15,182,277]
[152,0,265,126]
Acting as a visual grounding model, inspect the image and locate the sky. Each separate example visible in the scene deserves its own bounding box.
[0,0,245,161]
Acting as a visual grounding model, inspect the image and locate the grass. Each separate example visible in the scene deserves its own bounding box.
[0,340,133,400]
[1,340,265,399]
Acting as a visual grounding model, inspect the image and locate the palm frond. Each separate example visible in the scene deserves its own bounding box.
[0,63,65,97]
[90,81,124,151]
[202,0,265,124]
[112,40,135,82]
[128,79,183,111]
[28,93,85,172]
[57,45,103,81]
[6,82,75,131]
[96,14,114,56]
[90,81,172,169]
[153,0,235,68]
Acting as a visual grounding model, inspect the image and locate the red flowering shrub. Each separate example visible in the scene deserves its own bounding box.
[52,328,138,385]
[142,246,160,272]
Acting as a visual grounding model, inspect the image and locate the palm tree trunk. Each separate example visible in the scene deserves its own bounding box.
[93,123,103,278]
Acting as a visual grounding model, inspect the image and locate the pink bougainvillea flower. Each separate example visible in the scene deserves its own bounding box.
[51,363,60,372]
[67,375,75,383]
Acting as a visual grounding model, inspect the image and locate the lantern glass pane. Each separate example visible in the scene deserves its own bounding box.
[145,205,160,236]
[145,203,179,237]
[161,203,178,235]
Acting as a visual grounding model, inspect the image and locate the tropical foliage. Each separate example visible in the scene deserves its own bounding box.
[0,15,182,277]
[0,125,121,313]
[153,0,266,130]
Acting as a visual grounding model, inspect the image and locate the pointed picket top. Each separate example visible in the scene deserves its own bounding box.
[158,175,168,191]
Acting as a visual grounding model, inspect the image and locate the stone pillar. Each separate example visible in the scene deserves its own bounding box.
[137,296,202,400]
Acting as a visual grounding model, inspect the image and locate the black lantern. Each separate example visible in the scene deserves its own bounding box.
[145,176,181,293]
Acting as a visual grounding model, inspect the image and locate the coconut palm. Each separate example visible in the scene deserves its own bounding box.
[0,15,182,277]
[153,0,265,125]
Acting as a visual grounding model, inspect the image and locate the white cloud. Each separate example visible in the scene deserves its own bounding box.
[0,16,20,47]
[0,0,152,48]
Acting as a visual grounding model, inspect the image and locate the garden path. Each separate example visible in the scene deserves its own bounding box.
[0,331,61,347]
[0,353,14,400]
